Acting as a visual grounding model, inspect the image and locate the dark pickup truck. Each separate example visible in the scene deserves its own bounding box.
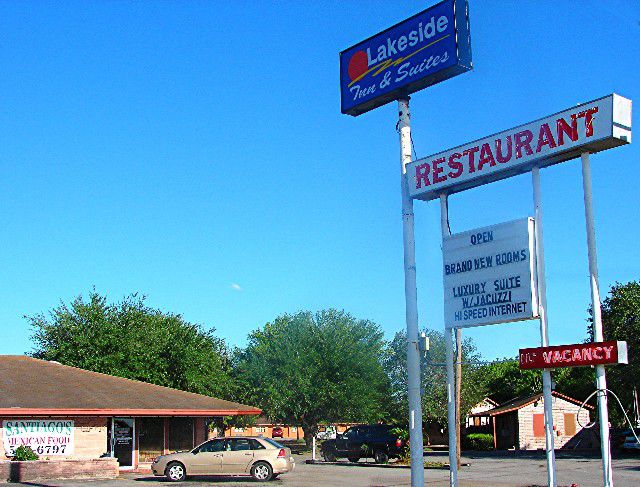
[320,424,404,464]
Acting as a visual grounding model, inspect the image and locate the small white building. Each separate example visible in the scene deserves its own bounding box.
[466,397,498,432]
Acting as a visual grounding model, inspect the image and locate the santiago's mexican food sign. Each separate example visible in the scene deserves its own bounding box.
[3,420,74,456]
[339,0,472,116]
[408,94,632,201]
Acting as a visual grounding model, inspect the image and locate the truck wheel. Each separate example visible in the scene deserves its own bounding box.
[322,450,337,462]
[374,450,389,464]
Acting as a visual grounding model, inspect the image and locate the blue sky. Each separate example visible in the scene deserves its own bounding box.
[1,1,638,360]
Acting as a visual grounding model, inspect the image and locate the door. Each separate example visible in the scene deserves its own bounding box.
[112,418,135,469]
[190,439,224,474]
[220,438,254,474]
[335,426,364,456]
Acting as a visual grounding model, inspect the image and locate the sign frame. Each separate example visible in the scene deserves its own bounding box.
[339,0,472,116]
[519,341,628,369]
[442,217,539,329]
[2,419,74,456]
[407,93,632,201]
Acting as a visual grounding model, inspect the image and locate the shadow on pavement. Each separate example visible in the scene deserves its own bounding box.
[133,475,282,483]
[305,460,450,470]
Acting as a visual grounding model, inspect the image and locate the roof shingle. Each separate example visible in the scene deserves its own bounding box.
[0,356,260,417]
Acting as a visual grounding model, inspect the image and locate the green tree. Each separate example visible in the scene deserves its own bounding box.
[479,357,593,408]
[385,328,487,428]
[27,290,234,398]
[235,309,391,446]
[588,280,640,425]
[480,358,542,404]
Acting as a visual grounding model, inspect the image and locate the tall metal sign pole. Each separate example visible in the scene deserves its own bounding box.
[339,4,472,487]
[408,94,632,487]
[532,167,557,487]
[439,194,458,486]
[398,97,425,486]
[581,151,613,487]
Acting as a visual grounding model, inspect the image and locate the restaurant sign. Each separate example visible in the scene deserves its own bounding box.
[519,341,628,370]
[339,0,472,116]
[408,93,632,201]
[443,218,538,329]
[2,420,74,456]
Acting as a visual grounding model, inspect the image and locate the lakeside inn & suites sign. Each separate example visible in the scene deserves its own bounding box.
[339,0,471,116]
[443,218,538,329]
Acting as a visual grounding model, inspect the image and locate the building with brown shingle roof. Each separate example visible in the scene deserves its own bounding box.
[0,356,260,470]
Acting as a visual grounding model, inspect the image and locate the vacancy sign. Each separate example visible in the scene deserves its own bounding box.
[408,93,632,201]
[519,341,628,369]
[443,218,538,329]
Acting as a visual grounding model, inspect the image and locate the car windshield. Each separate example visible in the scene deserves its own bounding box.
[262,438,284,448]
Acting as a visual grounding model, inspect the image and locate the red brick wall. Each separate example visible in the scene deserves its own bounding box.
[0,458,118,482]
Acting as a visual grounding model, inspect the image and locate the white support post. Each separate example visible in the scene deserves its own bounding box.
[581,151,613,487]
[398,98,425,487]
[312,436,316,462]
[440,193,458,487]
[532,166,557,487]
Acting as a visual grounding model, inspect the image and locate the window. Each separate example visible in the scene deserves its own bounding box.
[250,439,266,450]
[291,426,297,432]
[533,414,545,438]
[564,413,577,436]
[233,427,245,432]
[168,418,194,452]
[230,439,251,451]
[138,418,163,463]
[263,438,284,448]
[197,439,225,453]
[256,427,266,433]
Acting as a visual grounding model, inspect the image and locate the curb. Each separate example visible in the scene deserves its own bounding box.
[305,460,469,469]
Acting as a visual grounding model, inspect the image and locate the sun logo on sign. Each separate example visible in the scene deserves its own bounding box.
[347,50,369,82]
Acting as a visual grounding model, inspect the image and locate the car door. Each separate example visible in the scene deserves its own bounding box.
[220,438,254,474]
[190,439,224,475]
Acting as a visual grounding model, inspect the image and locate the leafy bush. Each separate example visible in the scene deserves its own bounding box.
[13,446,39,461]
[463,433,494,451]
[390,427,410,463]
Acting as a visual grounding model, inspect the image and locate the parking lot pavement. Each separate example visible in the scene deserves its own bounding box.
[8,452,640,487]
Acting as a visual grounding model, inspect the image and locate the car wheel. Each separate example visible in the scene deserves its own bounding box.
[165,462,186,482]
[322,450,337,462]
[374,450,389,464]
[251,461,273,481]
[347,456,359,463]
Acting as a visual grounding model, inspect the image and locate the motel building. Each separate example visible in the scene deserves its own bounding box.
[467,391,596,450]
[0,356,260,471]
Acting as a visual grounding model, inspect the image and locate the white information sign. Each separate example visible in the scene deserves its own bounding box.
[2,420,74,456]
[408,93,632,201]
[443,218,538,329]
